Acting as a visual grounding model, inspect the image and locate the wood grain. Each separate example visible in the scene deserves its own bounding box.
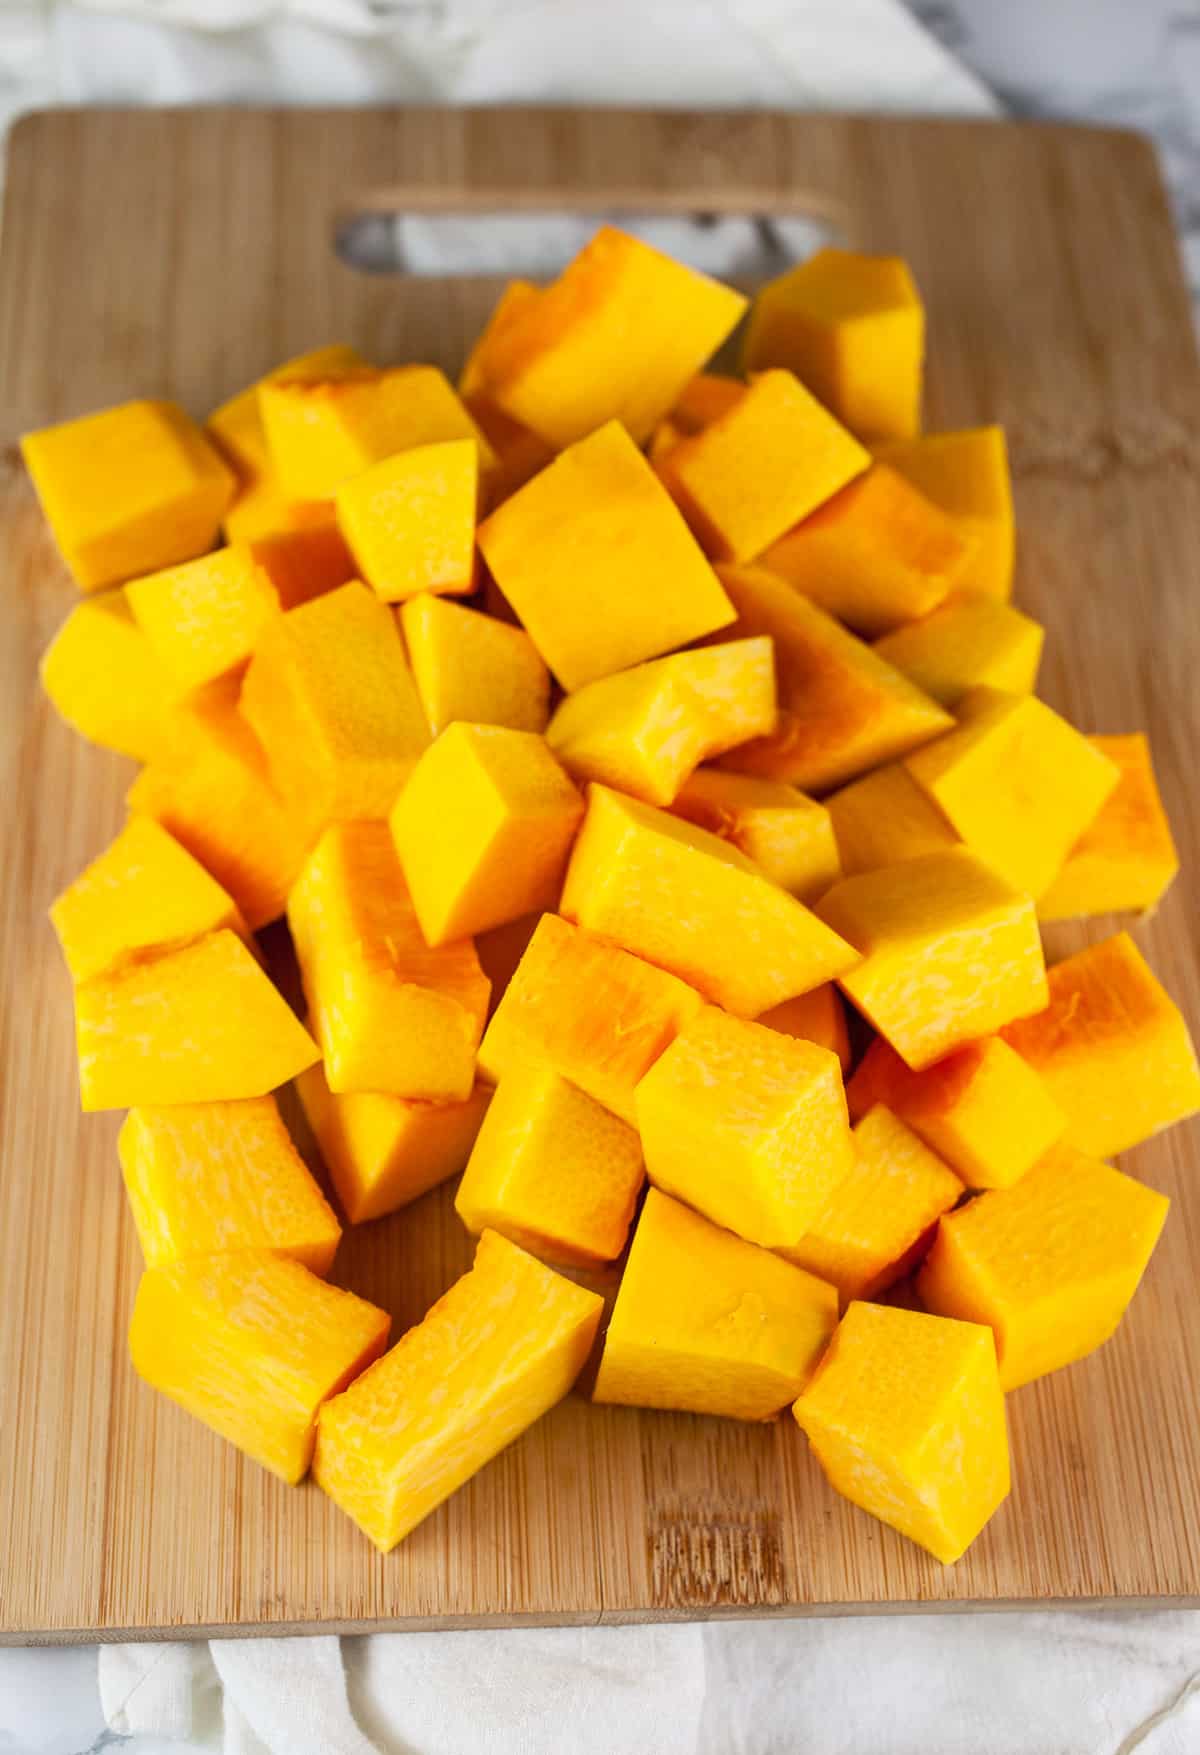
[1,108,1198,1643]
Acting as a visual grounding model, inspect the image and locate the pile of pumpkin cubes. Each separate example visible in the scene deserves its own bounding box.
[29,226,1200,1564]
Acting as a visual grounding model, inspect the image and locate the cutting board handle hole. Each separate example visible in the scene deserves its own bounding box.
[332,209,844,280]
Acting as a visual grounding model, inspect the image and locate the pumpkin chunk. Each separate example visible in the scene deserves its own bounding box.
[75,928,319,1111]
[742,248,924,442]
[816,849,1048,1070]
[313,1230,602,1551]
[296,1059,491,1225]
[635,1005,854,1248]
[1037,734,1180,921]
[390,723,583,947]
[126,546,283,688]
[825,760,959,877]
[918,1145,1170,1389]
[1001,932,1200,1156]
[208,343,366,482]
[875,426,1014,600]
[794,1302,1009,1564]
[546,639,776,807]
[21,398,234,590]
[756,983,851,1073]
[873,597,1043,707]
[593,1188,837,1420]
[477,420,735,691]
[714,563,952,792]
[562,784,858,1018]
[847,1035,1064,1190]
[400,595,549,736]
[336,439,478,602]
[119,1096,341,1274]
[670,769,840,900]
[456,1065,644,1266]
[289,821,489,1102]
[780,1105,962,1305]
[478,914,702,1125]
[130,1252,389,1483]
[40,591,180,761]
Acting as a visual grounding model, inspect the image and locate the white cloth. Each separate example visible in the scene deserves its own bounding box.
[2,3,1197,1751]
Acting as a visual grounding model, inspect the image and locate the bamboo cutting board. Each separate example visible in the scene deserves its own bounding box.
[1,108,1199,1643]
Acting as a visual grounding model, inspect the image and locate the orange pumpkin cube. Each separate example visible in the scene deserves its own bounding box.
[241,581,430,827]
[873,597,1044,707]
[816,849,1048,1070]
[296,1058,491,1225]
[825,760,959,877]
[1001,933,1200,1157]
[1038,734,1180,921]
[756,983,851,1073]
[714,564,952,793]
[466,224,746,448]
[760,464,970,637]
[119,1096,341,1274]
[75,928,319,1111]
[125,546,283,689]
[670,768,840,901]
[458,280,542,400]
[918,1145,1170,1389]
[847,1035,1065,1190]
[875,426,1014,600]
[905,687,1121,899]
[390,723,583,946]
[207,342,366,482]
[593,1188,837,1421]
[478,914,703,1125]
[289,822,489,1102]
[546,639,776,807]
[335,438,478,602]
[40,590,180,762]
[742,248,924,442]
[314,1230,602,1550]
[635,1005,854,1249]
[780,1104,962,1305]
[794,1302,1009,1565]
[657,368,869,561]
[22,398,235,591]
[455,1064,644,1266]
[130,1251,389,1483]
[399,595,549,736]
[562,785,858,1018]
[477,420,735,690]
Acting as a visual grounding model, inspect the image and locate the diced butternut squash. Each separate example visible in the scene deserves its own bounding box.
[118,1096,341,1274]
[593,1188,837,1419]
[21,398,235,591]
[824,760,959,877]
[780,1105,962,1305]
[240,580,430,827]
[669,372,745,433]
[635,1005,854,1248]
[296,1058,491,1225]
[130,1252,389,1483]
[873,597,1043,707]
[742,248,924,442]
[904,687,1121,898]
[478,914,702,1125]
[847,1035,1065,1190]
[466,225,746,448]
[459,281,542,398]
[918,1145,1170,1389]
[390,723,583,946]
[399,594,549,735]
[40,591,180,762]
[657,369,869,561]
[760,465,970,637]
[126,547,281,689]
[714,563,953,792]
[794,1302,1009,1565]
[474,910,544,1018]
[50,817,248,985]
[1001,932,1200,1157]
[75,928,319,1111]
[335,439,478,602]
[477,420,735,690]
[456,1065,644,1266]
[127,684,314,930]
[816,849,1048,1070]
[875,426,1014,600]
[1038,734,1180,921]
[670,770,840,901]
[546,639,776,807]
[260,365,495,501]
[561,784,858,1018]
[756,983,851,1073]
[314,1230,602,1550]
[288,821,489,1102]
[207,343,366,481]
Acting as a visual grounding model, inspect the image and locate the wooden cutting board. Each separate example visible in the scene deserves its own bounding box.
[2,107,1199,1643]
